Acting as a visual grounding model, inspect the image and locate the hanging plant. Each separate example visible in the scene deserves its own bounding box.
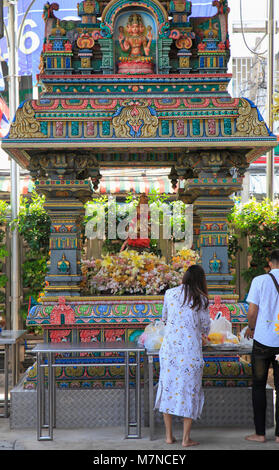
[13,190,51,253]
[12,191,51,327]
[228,197,279,289]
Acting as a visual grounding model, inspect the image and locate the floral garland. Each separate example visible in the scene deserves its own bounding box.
[82,248,199,296]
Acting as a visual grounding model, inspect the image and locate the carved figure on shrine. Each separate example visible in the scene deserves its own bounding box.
[77,28,95,73]
[170,0,191,24]
[43,2,59,39]
[77,0,100,25]
[43,1,59,20]
[196,17,229,73]
[117,13,154,74]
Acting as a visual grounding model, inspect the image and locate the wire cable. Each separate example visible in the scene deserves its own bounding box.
[239,0,267,57]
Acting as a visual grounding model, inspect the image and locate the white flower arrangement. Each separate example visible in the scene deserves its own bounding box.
[82,248,199,296]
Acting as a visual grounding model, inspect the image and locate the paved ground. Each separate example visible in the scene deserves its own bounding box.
[0,418,278,451]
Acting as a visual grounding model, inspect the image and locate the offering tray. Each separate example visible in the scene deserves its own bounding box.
[203,344,253,354]
[145,345,253,355]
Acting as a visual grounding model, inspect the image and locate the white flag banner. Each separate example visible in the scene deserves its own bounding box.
[0,60,4,91]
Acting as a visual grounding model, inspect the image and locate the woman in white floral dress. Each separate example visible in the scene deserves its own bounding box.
[155,264,211,447]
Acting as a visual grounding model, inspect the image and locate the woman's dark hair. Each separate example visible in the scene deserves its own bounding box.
[269,250,279,263]
[182,264,209,310]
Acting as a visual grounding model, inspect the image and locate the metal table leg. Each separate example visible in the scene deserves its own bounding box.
[148,354,155,440]
[124,350,130,439]
[0,346,9,418]
[53,353,56,429]
[37,351,53,441]
[11,341,20,387]
[15,340,20,384]
[34,345,143,440]
[11,343,16,387]
[37,351,42,440]
[124,351,141,439]
[135,350,141,438]
[4,345,9,418]
[143,353,149,427]
[48,352,54,440]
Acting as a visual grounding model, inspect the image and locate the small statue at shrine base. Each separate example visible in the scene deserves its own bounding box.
[118,14,154,74]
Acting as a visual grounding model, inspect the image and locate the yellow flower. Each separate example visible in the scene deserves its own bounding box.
[131,267,139,276]
[102,256,113,267]
[120,251,131,258]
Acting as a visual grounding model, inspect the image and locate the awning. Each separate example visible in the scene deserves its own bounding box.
[98,174,175,195]
[0,169,176,196]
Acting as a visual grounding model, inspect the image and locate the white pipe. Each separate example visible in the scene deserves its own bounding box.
[266,0,274,201]
[8,0,20,330]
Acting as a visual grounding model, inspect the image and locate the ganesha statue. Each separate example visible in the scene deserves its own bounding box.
[117,13,154,74]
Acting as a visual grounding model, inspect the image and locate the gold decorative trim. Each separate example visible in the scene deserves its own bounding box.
[41,295,165,302]
[208,294,239,301]
[9,101,45,139]
[45,286,81,290]
[39,294,240,303]
[3,140,275,149]
[235,98,269,137]
[112,100,158,138]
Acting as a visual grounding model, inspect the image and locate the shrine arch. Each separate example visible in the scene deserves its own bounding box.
[101,0,169,32]
[101,0,169,74]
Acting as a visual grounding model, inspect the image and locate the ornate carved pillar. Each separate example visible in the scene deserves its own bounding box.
[174,150,248,296]
[193,184,240,295]
[99,38,114,74]
[28,150,101,297]
[158,38,173,74]
[192,212,201,252]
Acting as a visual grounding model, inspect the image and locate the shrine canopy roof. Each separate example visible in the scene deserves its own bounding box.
[2,0,277,168]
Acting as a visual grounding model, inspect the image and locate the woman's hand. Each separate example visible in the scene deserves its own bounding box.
[202,334,208,346]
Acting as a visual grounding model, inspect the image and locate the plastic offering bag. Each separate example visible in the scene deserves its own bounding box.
[138,320,165,351]
[209,312,232,334]
[208,313,237,345]
[224,331,240,345]
[239,326,253,347]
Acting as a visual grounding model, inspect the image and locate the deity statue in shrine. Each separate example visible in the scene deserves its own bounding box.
[120,193,151,252]
[118,13,154,74]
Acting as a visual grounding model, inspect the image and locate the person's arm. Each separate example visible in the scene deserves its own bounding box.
[200,307,211,345]
[244,277,260,339]
[200,307,211,336]
[162,292,168,324]
[244,302,259,339]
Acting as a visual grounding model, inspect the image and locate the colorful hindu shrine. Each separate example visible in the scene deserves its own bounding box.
[2,0,277,395]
